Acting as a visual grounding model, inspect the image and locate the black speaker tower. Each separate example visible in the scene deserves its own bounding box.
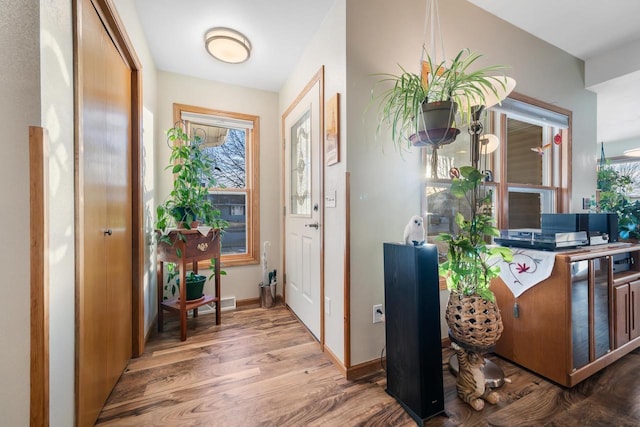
[383,243,445,424]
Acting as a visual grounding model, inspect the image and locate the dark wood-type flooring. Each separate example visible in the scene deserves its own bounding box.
[96,305,640,426]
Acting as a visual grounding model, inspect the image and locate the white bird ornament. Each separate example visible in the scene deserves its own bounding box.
[404,215,425,246]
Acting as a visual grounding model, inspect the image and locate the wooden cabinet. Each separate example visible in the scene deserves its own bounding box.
[613,280,640,347]
[157,229,222,341]
[492,244,640,387]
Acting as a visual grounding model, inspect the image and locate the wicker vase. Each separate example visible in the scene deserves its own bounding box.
[445,292,503,348]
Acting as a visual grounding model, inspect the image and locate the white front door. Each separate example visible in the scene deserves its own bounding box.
[283,73,322,340]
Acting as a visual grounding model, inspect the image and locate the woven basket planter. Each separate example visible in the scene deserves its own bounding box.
[445,292,503,348]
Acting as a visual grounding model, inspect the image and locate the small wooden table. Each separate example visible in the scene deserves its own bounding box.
[156,229,221,341]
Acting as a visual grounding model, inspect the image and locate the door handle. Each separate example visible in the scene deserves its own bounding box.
[104,229,113,236]
[305,222,319,229]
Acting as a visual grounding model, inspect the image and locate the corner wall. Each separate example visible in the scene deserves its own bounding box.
[346,0,597,364]
[40,0,75,424]
[0,1,42,424]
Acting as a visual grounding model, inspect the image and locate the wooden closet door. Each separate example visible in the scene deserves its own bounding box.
[78,0,132,425]
[104,18,132,391]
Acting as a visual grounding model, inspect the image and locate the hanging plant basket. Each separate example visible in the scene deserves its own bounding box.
[445,292,503,348]
[410,128,460,147]
[410,100,460,146]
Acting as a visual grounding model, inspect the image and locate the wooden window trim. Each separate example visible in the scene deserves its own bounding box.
[172,103,260,267]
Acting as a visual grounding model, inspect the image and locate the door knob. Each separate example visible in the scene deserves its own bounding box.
[305,222,319,229]
[104,229,113,236]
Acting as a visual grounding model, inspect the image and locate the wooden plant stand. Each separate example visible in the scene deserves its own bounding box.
[156,229,221,341]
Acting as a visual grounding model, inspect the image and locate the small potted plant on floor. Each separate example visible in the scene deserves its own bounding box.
[372,48,512,150]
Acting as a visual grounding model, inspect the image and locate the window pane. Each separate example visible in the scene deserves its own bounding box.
[207,192,247,255]
[507,118,543,185]
[194,125,246,189]
[508,192,541,229]
[425,181,497,262]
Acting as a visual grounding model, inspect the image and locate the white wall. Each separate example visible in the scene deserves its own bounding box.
[346,0,598,364]
[279,0,347,363]
[0,1,41,424]
[156,71,280,302]
[40,0,75,424]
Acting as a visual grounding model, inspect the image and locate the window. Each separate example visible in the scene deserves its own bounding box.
[495,94,571,229]
[423,93,572,289]
[174,103,260,266]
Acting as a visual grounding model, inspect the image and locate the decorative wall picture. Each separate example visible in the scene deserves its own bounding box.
[325,93,340,166]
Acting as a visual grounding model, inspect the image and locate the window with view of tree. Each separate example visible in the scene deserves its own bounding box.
[174,103,260,266]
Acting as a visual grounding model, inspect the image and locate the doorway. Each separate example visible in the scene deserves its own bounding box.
[282,68,324,341]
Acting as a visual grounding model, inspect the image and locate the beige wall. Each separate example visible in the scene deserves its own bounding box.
[0,1,42,424]
[346,0,598,364]
[156,71,281,302]
[41,0,75,424]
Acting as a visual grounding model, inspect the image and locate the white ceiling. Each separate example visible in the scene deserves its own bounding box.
[466,0,640,147]
[132,0,336,92]
[133,0,640,146]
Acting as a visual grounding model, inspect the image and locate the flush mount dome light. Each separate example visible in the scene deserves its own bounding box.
[624,148,640,157]
[205,27,251,64]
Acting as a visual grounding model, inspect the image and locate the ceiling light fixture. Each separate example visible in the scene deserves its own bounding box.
[204,27,251,64]
[624,148,640,157]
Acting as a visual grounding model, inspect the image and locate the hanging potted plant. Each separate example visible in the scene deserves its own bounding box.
[372,48,512,150]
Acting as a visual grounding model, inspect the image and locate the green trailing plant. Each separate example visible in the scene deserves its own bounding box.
[156,122,228,266]
[371,48,510,150]
[437,166,512,302]
[595,164,640,240]
[156,124,227,233]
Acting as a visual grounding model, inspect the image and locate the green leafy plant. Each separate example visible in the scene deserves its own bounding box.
[155,124,227,232]
[596,165,640,240]
[437,166,512,302]
[372,48,510,150]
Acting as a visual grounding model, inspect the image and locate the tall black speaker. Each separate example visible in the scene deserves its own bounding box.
[383,243,444,424]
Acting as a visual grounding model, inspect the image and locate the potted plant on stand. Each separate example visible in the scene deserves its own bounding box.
[437,166,512,411]
[372,48,512,150]
[156,125,225,233]
[156,122,227,303]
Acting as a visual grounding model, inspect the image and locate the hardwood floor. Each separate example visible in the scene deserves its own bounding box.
[97,306,640,426]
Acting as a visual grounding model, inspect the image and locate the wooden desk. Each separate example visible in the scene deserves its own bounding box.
[156,229,221,341]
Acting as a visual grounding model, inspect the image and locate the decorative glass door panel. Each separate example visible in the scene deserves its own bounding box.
[290,109,311,216]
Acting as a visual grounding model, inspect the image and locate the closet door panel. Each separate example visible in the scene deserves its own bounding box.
[78,0,133,424]
[104,25,132,389]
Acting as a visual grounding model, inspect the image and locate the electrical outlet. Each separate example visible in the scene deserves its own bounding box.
[373,304,384,323]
